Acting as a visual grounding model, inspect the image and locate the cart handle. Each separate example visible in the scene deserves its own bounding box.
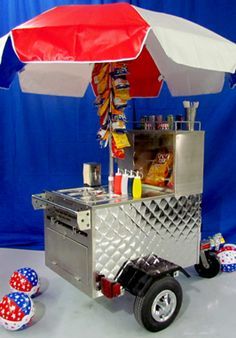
[32,193,91,231]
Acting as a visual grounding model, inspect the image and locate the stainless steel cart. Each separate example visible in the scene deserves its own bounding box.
[32,130,220,332]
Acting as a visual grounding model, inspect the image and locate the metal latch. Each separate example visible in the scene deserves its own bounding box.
[76,210,91,231]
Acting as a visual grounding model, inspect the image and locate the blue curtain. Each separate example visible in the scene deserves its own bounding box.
[0,0,235,249]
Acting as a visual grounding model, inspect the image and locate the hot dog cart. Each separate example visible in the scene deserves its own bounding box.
[0,1,234,333]
[32,128,220,332]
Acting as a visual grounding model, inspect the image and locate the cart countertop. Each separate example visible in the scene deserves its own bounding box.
[54,185,174,207]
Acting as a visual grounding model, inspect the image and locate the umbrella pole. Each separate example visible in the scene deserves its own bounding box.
[109,135,113,176]
[108,64,114,194]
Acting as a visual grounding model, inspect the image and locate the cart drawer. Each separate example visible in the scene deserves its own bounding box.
[46,228,88,285]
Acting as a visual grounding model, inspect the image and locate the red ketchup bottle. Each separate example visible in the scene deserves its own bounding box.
[113,168,122,195]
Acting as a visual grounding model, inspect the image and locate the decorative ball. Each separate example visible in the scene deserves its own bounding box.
[9,267,40,297]
[0,292,34,331]
[217,244,236,272]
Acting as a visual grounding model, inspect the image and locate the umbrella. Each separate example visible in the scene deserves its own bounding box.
[0,3,235,96]
[0,2,235,180]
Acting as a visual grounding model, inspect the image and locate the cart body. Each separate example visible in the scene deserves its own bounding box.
[33,130,204,299]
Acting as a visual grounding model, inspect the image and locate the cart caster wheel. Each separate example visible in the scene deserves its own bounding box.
[133,276,182,332]
[195,251,220,278]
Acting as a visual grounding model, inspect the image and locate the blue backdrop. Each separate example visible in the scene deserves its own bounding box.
[0,0,235,249]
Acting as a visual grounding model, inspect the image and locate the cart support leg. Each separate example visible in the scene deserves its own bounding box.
[200,250,210,269]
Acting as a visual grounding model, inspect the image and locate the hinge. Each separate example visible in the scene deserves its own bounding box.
[76,209,91,230]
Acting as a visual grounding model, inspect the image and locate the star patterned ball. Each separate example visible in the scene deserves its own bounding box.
[9,267,40,297]
[0,292,35,331]
[217,244,236,272]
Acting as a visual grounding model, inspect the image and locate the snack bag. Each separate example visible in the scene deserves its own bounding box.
[110,102,124,116]
[112,137,125,159]
[144,150,173,187]
[167,172,174,189]
[112,132,130,149]
[113,96,128,109]
[111,63,128,78]
[113,87,130,101]
[98,97,109,117]
[112,78,130,89]
[97,73,109,94]
[93,63,109,84]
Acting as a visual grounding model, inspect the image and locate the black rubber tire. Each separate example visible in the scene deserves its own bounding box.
[194,251,220,278]
[133,276,182,332]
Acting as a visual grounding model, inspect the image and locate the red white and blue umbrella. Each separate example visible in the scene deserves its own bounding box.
[0,2,235,98]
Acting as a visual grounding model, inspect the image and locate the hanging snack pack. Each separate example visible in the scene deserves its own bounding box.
[92,62,131,159]
[144,150,173,187]
[112,132,130,149]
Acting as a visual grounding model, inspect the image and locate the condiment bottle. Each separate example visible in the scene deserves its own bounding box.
[121,169,129,196]
[113,168,122,195]
[128,170,135,195]
[108,175,114,195]
[132,171,142,199]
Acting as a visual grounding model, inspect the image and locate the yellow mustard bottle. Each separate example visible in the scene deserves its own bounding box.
[132,171,142,199]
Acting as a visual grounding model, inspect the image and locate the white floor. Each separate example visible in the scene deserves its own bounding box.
[0,248,235,337]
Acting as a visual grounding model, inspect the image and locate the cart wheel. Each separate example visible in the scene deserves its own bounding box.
[133,276,182,332]
[195,251,220,278]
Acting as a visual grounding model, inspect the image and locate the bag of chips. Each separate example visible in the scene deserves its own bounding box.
[112,132,130,149]
[167,173,174,189]
[144,150,173,187]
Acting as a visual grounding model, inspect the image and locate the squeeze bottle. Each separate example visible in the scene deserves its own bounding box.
[113,168,122,195]
[108,175,114,195]
[132,171,142,199]
[128,170,135,195]
[121,169,129,196]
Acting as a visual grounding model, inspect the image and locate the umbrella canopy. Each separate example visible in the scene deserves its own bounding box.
[0,2,235,98]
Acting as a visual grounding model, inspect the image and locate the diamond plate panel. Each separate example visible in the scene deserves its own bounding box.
[94,195,201,279]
